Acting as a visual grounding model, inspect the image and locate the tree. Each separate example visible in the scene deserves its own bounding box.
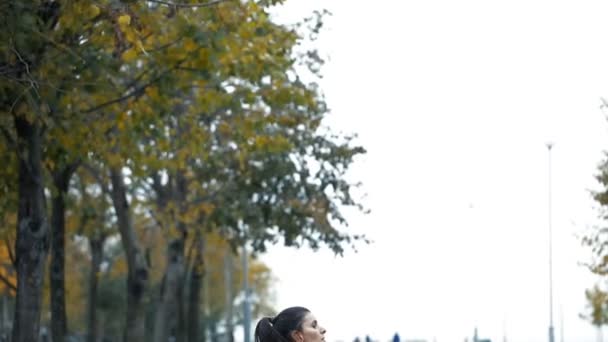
[68,169,116,342]
[584,149,608,336]
[200,232,274,342]
[581,285,608,342]
[2,1,108,339]
[12,113,48,342]
[48,149,79,342]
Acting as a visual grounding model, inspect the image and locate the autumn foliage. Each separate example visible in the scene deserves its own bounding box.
[0,0,366,341]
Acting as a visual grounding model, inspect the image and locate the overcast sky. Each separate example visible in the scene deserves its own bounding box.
[259,1,608,342]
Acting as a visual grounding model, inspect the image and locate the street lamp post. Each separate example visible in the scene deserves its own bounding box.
[546,142,555,342]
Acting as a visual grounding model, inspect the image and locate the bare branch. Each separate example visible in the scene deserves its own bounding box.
[147,0,229,8]
[76,214,90,237]
[82,163,111,196]
[0,272,17,292]
[4,237,15,269]
[31,29,86,63]
[183,231,197,281]
[10,47,41,100]
[146,208,166,231]
[147,37,182,53]
[0,126,16,148]
[9,85,33,114]
[80,61,185,114]
[80,77,153,114]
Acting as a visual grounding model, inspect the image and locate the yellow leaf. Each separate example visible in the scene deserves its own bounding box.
[200,202,215,215]
[89,4,100,18]
[117,112,128,131]
[197,48,209,68]
[118,14,131,27]
[122,48,138,62]
[59,14,74,28]
[167,46,186,61]
[124,28,138,43]
[218,122,231,135]
[184,38,197,52]
[137,40,148,55]
[145,86,159,100]
[110,257,128,278]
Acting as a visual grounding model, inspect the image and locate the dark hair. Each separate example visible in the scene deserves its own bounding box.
[254,306,311,342]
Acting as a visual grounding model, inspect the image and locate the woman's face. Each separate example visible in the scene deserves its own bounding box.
[292,312,326,342]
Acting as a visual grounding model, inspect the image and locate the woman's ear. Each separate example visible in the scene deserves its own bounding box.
[291,330,304,342]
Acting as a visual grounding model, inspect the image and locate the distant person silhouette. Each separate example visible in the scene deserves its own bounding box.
[392,333,400,342]
[255,307,326,342]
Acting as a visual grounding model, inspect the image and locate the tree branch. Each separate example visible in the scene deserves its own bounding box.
[31,29,86,63]
[4,237,15,269]
[80,61,186,114]
[124,66,155,91]
[82,163,111,197]
[0,272,17,292]
[10,46,40,99]
[80,80,149,114]
[147,0,229,8]
[146,208,166,232]
[0,126,15,148]
[76,213,90,237]
[183,229,197,282]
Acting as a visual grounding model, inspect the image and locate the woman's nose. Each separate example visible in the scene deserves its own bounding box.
[321,327,326,334]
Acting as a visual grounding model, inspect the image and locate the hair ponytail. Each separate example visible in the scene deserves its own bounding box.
[254,307,310,342]
[255,317,289,342]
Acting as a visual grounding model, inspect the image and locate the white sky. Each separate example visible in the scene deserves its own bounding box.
[259,1,608,342]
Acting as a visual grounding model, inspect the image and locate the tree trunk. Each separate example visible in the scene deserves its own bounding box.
[97,311,106,342]
[187,232,204,342]
[201,263,209,342]
[209,319,216,342]
[224,250,234,342]
[110,167,148,342]
[12,116,49,342]
[87,237,104,342]
[153,170,189,342]
[153,239,185,342]
[0,294,7,341]
[50,163,77,342]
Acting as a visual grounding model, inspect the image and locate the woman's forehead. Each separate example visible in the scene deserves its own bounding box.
[301,312,316,323]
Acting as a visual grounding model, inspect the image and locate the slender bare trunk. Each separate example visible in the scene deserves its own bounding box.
[12,116,49,342]
[97,312,105,342]
[50,184,67,342]
[87,237,104,342]
[152,169,190,342]
[0,294,7,340]
[50,163,78,342]
[209,319,218,342]
[224,250,234,342]
[187,232,204,342]
[201,248,211,342]
[110,167,148,342]
[153,239,185,342]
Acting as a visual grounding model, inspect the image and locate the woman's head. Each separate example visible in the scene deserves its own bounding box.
[254,307,326,342]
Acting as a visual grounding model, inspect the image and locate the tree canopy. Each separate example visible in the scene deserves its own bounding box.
[1,0,366,340]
